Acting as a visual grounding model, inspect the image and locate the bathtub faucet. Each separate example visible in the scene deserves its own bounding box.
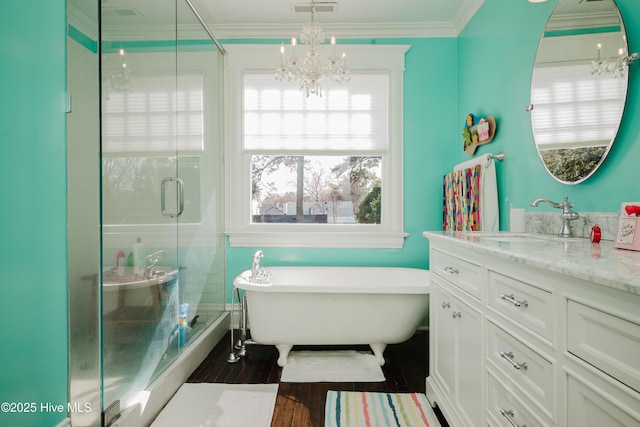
[530,196,579,237]
[145,250,165,279]
[251,250,264,283]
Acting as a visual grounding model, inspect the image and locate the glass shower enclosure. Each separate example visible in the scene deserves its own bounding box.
[100,0,226,415]
[67,0,225,425]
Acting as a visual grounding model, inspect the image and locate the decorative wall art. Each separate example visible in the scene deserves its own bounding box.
[462,113,497,156]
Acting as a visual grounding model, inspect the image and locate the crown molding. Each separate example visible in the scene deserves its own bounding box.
[452,0,485,35]
[68,5,99,40]
[92,0,487,42]
[101,22,459,42]
[207,22,459,39]
[545,11,621,32]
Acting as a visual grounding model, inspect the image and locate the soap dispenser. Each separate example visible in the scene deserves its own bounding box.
[133,238,146,276]
[116,250,126,276]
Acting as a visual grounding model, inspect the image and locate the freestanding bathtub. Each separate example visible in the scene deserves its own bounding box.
[233,266,430,367]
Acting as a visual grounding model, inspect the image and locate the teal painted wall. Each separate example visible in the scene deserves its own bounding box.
[457,0,640,226]
[2,2,635,419]
[0,1,69,427]
[225,0,640,295]
[225,38,459,296]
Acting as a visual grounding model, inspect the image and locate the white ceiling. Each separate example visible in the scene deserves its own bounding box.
[70,0,485,40]
[189,0,484,38]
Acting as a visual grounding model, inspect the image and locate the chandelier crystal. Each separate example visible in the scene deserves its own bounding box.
[590,43,638,78]
[275,2,350,97]
[103,48,131,99]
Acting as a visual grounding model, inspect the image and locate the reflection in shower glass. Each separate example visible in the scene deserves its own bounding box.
[100,1,226,412]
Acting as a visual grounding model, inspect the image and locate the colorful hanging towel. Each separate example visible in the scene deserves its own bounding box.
[443,165,483,232]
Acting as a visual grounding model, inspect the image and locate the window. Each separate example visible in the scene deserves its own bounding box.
[102,73,204,225]
[531,63,625,150]
[250,154,382,225]
[225,45,409,248]
[101,51,222,241]
[103,74,204,153]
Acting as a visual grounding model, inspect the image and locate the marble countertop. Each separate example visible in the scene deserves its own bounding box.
[423,231,640,295]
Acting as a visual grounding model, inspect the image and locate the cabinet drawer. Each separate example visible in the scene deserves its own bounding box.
[431,248,482,299]
[488,271,554,343]
[487,321,556,420]
[486,369,552,427]
[567,368,640,427]
[567,300,640,393]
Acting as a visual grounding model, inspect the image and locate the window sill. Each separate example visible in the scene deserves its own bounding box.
[227,230,409,249]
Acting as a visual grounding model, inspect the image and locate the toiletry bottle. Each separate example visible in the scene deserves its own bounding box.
[178,303,189,347]
[116,250,126,276]
[133,237,146,276]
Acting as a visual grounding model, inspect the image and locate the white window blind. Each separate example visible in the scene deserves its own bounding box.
[103,74,204,152]
[243,73,388,154]
[531,63,625,149]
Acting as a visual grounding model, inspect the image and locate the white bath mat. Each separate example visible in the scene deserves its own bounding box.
[280,350,385,383]
[150,383,278,427]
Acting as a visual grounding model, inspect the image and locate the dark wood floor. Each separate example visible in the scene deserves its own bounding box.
[188,330,449,427]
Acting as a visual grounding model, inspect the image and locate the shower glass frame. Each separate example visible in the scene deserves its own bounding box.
[66,0,225,425]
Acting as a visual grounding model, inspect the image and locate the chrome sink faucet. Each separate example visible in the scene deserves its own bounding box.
[530,196,579,238]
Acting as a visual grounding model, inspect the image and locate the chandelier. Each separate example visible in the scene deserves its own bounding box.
[103,48,131,98]
[590,43,638,78]
[275,1,350,97]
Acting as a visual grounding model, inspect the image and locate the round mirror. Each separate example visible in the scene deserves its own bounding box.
[530,0,631,184]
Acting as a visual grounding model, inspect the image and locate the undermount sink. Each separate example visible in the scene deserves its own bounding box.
[462,232,585,243]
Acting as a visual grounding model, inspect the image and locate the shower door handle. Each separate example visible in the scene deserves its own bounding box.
[161,177,184,218]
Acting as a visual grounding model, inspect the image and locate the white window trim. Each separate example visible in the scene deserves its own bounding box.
[224,44,410,248]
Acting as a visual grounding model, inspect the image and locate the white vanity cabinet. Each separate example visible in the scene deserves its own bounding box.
[564,285,640,427]
[427,247,484,427]
[423,232,640,427]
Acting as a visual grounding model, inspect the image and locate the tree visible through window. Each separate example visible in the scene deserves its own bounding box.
[251,155,381,224]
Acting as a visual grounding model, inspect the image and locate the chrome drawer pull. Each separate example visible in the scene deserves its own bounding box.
[499,351,528,371]
[500,408,526,427]
[500,293,528,308]
[444,266,459,275]
[452,311,462,319]
[442,302,450,309]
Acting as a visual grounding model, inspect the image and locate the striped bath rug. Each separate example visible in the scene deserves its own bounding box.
[325,391,441,427]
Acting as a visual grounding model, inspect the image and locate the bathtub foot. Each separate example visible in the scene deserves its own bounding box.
[369,343,387,366]
[276,344,293,367]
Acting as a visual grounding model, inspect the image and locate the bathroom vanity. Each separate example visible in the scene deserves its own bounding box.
[423,231,640,427]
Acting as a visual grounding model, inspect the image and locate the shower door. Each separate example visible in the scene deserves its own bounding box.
[100,0,225,417]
